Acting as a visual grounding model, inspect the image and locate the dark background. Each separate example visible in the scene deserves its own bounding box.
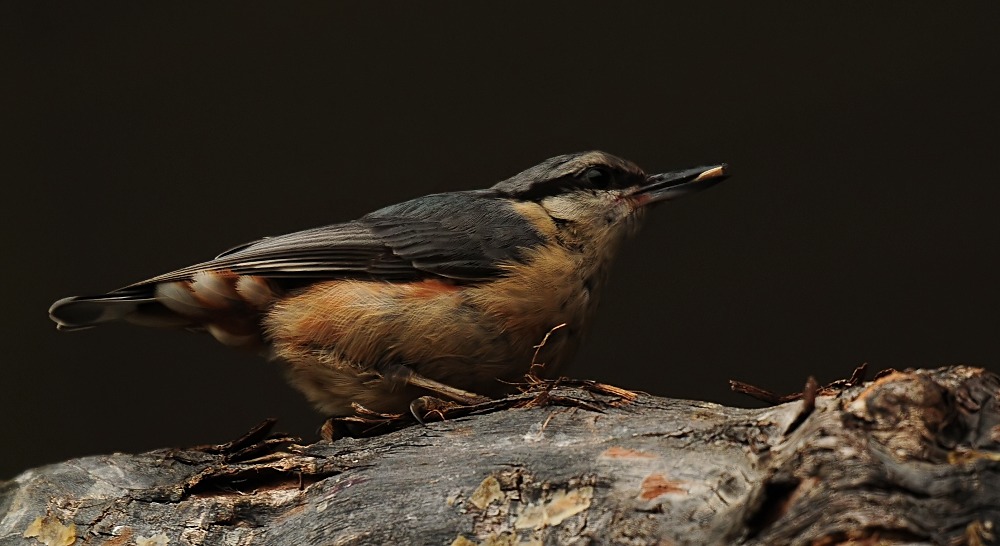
[3,3,998,479]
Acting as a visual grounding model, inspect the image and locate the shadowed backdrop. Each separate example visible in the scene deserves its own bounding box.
[3,3,998,478]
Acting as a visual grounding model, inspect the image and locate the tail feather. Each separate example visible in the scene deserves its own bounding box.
[49,272,280,348]
[50,293,147,330]
[48,286,186,330]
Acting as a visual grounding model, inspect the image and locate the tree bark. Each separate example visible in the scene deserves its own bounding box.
[2,366,998,546]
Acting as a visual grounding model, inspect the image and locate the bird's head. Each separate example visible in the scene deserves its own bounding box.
[490,151,728,243]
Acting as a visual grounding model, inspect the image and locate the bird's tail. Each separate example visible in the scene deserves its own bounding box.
[49,272,281,347]
[48,287,188,331]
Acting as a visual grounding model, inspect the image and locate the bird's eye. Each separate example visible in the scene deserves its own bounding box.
[583,167,613,188]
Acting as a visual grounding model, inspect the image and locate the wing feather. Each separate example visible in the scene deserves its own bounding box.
[125,192,545,289]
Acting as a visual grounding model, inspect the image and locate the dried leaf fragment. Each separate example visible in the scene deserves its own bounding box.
[470,475,504,509]
[515,487,593,530]
[23,516,77,546]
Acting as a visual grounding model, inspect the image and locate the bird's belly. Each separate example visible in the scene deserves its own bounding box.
[264,268,593,415]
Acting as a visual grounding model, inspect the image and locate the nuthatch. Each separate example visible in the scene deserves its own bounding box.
[50,151,728,416]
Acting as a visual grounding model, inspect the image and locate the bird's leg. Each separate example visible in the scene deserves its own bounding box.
[403,373,493,424]
[408,396,458,424]
[376,360,492,407]
[377,362,491,423]
[403,373,492,406]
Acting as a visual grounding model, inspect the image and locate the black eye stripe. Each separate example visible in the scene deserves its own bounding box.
[499,164,641,201]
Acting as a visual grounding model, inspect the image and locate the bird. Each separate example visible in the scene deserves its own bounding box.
[49,151,728,417]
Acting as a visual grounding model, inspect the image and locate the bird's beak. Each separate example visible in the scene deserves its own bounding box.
[634,164,729,205]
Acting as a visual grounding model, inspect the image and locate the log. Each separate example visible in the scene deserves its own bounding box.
[1,366,998,546]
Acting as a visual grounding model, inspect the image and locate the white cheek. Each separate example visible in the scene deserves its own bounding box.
[540,193,638,227]
[540,195,586,221]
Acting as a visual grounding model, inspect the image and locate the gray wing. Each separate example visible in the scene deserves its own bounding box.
[132,191,545,287]
[49,191,546,331]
